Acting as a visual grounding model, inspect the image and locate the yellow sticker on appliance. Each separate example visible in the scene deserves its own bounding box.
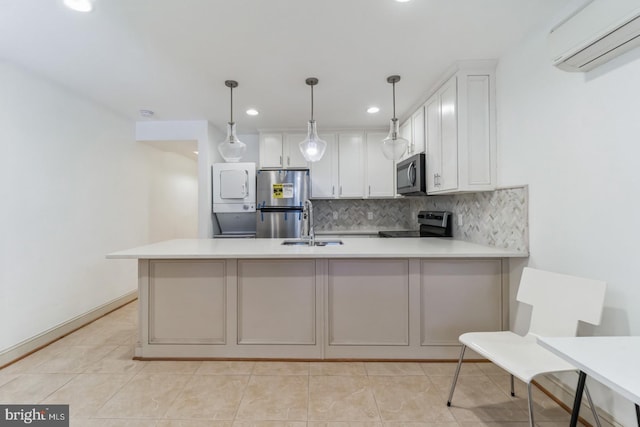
[272,183,294,199]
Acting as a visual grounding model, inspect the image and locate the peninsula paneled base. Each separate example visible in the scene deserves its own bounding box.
[135,257,509,360]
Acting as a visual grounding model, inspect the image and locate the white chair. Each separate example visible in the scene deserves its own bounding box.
[446,267,607,427]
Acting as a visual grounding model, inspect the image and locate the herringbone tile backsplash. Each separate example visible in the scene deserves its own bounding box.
[313,186,528,252]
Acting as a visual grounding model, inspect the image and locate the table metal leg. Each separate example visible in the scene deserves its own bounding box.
[570,371,587,427]
[635,403,639,427]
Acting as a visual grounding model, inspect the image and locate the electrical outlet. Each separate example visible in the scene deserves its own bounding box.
[458,216,463,226]
[367,212,373,220]
[333,211,338,220]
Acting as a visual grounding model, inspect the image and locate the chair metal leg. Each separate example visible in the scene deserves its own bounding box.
[447,344,466,406]
[510,374,515,397]
[584,384,602,427]
[526,381,535,427]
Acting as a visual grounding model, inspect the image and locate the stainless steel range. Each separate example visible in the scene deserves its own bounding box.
[379,211,453,238]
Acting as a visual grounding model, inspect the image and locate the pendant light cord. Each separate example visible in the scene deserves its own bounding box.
[392,81,396,120]
[310,84,314,121]
[230,85,234,124]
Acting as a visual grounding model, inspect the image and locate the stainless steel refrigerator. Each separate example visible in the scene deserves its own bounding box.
[256,169,309,238]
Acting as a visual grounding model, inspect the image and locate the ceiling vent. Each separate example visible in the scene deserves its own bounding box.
[549,0,640,72]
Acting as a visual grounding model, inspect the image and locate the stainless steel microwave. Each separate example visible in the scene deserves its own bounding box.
[396,153,426,196]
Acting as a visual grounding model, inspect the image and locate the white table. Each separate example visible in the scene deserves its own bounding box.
[538,336,640,427]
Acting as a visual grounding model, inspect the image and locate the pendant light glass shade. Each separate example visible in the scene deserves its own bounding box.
[218,121,246,162]
[300,120,327,162]
[218,80,246,162]
[299,77,326,162]
[382,118,408,160]
[381,75,409,161]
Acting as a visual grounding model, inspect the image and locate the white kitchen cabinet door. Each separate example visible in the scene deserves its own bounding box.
[237,259,316,345]
[259,133,284,168]
[398,118,412,161]
[328,259,409,345]
[425,95,441,193]
[420,259,503,345]
[426,76,458,193]
[438,76,459,192]
[463,75,493,187]
[337,132,365,197]
[148,260,226,344]
[411,106,426,155]
[283,133,309,168]
[365,132,394,197]
[310,133,338,198]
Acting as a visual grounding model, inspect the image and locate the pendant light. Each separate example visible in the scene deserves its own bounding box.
[218,80,247,162]
[299,77,327,162]
[381,75,409,161]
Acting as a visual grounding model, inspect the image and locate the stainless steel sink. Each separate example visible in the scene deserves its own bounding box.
[282,239,343,246]
[282,240,310,246]
[314,239,343,246]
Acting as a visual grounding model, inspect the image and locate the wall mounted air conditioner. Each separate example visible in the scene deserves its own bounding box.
[549,0,640,72]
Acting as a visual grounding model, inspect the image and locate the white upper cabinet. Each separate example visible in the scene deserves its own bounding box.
[365,132,395,197]
[337,132,365,198]
[397,107,425,162]
[259,132,309,169]
[398,119,412,161]
[259,133,284,168]
[308,130,394,199]
[410,106,426,156]
[436,76,459,192]
[425,61,496,195]
[283,133,309,168]
[310,134,338,198]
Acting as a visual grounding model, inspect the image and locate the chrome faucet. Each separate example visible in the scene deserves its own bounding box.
[303,199,314,246]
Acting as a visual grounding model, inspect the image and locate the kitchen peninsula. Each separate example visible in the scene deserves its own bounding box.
[108,238,527,360]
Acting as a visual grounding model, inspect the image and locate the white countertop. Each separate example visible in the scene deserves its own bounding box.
[107,238,527,259]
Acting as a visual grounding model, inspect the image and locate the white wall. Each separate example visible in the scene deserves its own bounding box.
[0,62,150,354]
[147,150,198,243]
[497,7,640,425]
[136,120,225,238]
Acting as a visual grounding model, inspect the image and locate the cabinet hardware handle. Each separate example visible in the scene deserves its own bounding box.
[279,155,282,166]
[287,156,290,166]
[332,185,335,196]
[340,185,343,196]
[369,185,371,196]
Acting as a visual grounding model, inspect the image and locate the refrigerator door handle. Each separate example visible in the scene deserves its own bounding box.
[258,207,304,213]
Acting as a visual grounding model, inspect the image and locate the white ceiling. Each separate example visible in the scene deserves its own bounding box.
[1,0,571,135]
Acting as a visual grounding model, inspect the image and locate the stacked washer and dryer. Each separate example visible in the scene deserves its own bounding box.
[211,162,257,238]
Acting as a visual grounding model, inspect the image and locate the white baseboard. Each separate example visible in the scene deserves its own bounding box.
[0,291,138,368]
[536,375,620,427]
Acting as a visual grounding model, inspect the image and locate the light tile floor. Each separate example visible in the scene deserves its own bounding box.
[0,301,574,426]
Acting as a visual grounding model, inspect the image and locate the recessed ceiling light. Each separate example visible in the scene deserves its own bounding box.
[246,108,259,116]
[64,0,93,12]
[193,151,199,155]
[367,106,380,114]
